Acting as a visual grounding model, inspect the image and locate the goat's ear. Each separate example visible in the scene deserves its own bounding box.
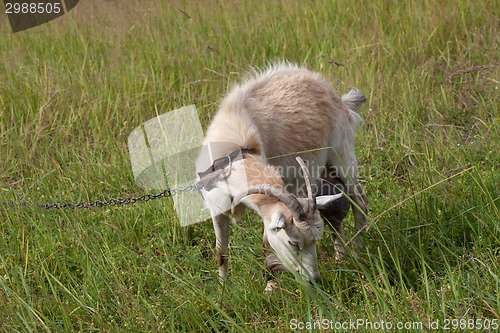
[316,193,344,209]
[268,212,286,232]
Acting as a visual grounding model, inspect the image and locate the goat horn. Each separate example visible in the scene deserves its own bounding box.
[231,184,307,222]
[295,157,316,213]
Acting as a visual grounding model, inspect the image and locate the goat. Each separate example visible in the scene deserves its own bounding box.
[195,62,367,284]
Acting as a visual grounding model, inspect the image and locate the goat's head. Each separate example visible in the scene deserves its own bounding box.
[231,157,343,282]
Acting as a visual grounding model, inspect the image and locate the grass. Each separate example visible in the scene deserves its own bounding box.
[0,0,499,331]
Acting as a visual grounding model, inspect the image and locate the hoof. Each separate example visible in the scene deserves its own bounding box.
[264,280,279,293]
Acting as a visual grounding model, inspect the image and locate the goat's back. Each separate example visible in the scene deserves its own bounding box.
[199,63,363,187]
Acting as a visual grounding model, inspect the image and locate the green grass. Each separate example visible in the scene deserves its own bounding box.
[1,0,499,332]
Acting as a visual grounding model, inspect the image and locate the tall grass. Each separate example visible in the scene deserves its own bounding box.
[1,0,499,332]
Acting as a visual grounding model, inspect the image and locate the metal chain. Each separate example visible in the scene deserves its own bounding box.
[2,183,200,210]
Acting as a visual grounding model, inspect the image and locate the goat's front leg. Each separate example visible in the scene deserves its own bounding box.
[262,232,286,292]
[212,213,230,282]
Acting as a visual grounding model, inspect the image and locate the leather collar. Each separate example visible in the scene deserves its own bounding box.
[197,148,255,179]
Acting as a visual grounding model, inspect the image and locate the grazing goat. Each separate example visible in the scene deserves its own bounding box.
[195,63,367,284]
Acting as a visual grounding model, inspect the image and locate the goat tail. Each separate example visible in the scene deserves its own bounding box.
[341,88,367,112]
[341,88,366,128]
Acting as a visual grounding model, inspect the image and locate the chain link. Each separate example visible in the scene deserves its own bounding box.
[2,148,244,211]
[2,183,200,210]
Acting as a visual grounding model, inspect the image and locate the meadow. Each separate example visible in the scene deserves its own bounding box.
[0,0,499,332]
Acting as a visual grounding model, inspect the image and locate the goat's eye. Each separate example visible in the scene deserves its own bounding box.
[288,240,300,250]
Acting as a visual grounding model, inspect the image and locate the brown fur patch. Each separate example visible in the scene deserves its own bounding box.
[242,155,284,187]
[216,249,228,267]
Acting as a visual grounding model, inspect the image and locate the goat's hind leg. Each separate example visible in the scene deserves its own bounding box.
[323,216,348,261]
[316,171,351,259]
[331,152,368,250]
